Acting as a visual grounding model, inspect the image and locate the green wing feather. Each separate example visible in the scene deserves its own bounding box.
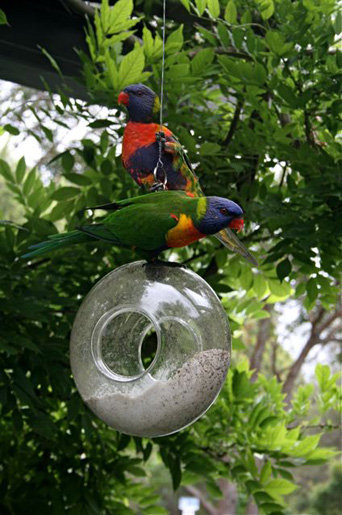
[22,192,190,259]
[163,134,203,196]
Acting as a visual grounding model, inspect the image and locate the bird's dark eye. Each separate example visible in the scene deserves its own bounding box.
[220,208,229,216]
[136,91,143,96]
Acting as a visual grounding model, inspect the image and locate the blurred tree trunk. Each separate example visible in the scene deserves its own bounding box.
[249,305,272,381]
[283,304,342,403]
[245,500,259,514]
[216,480,238,515]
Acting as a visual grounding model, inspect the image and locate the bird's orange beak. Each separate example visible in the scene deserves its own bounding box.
[228,218,244,232]
[118,91,129,106]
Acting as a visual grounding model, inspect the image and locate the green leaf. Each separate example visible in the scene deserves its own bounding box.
[207,0,220,18]
[39,46,62,76]
[168,63,190,81]
[259,502,286,514]
[200,142,221,155]
[224,0,237,24]
[15,157,26,184]
[64,173,92,186]
[253,275,267,297]
[191,48,214,75]
[50,187,80,201]
[62,152,75,173]
[166,25,184,53]
[206,479,223,499]
[143,507,167,515]
[276,258,291,281]
[277,83,298,106]
[195,0,207,15]
[260,461,272,484]
[306,277,318,302]
[179,0,191,12]
[0,8,9,25]
[117,46,147,90]
[266,31,293,56]
[4,124,19,136]
[108,0,135,33]
[105,49,119,90]
[143,26,154,57]
[47,200,75,222]
[0,159,13,182]
[217,22,230,46]
[256,0,274,20]
[252,310,271,320]
[170,456,182,490]
[88,119,114,128]
[268,279,291,299]
[23,168,36,196]
[254,63,267,85]
[334,10,342,34]
[196,25,217,45]
[315,364,331,391]
[264,478,297,499]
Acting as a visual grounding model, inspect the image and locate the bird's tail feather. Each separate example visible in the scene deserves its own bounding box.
[22,230,91,259]
[215,228,258,267]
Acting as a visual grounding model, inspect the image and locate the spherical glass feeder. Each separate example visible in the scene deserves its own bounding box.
[70,261,231,437]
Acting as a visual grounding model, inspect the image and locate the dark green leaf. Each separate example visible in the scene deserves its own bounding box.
[51,187,80,201]
[0,8,9,25]
[276,258,291,281]
[88,119,114,128]
[62,152,75,173]
[15,157,26,184]
[4,124,19,136]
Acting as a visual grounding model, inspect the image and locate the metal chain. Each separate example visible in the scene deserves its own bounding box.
[153,0,167,190]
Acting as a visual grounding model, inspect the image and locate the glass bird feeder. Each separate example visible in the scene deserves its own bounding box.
[70,261,231,437]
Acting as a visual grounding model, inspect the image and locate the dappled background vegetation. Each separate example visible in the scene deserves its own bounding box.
[0,1,341,513]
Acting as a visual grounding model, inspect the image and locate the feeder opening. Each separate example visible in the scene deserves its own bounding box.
[140,326,158,370]
[91,307,160,382]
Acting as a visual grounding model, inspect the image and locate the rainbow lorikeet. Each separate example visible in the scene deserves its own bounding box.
[117,83,257,266]
[22,191,244,261]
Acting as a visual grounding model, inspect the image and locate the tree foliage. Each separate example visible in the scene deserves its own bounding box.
[0,0,341,513]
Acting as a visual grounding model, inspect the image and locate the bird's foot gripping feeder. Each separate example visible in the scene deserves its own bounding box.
[70,261,231,437]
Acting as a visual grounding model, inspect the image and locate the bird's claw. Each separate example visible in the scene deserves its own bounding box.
[143,259,187,269]
[149,183,166,192]
[156,131,166,145]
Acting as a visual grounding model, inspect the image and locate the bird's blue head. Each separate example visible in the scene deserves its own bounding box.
[196,197,244,235]
[118,83,160,123]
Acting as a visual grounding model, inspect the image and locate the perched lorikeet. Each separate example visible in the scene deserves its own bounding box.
[22,191,244,262]
[118,83,258,266]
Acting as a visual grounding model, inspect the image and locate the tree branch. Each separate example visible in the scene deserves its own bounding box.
[250,305,272,381]
[283,306,342,404]
[223,99,244,147]
[184,485,216,515]
[60,0,96,17]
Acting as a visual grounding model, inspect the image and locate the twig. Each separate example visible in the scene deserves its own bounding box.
[223,99,244,146]
[278,161,288,189]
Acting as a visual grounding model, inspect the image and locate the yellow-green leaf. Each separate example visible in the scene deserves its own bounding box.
[207,0,220,18]
[0,8,9,25]
[195,0,207,15]
[224,0,237,24]
[118,46,146,90]
[264,478,297,498]
[256,0,274,21]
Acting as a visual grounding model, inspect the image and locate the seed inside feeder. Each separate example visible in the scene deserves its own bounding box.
[85,348,229,438]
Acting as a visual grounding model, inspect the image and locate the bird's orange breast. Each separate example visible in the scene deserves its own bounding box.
[122,122,172,166]
[166,214,205,248]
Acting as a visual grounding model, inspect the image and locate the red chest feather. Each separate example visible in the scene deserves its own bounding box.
[122,122,172,166]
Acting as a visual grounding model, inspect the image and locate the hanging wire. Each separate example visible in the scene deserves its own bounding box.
[153,0,167,190]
